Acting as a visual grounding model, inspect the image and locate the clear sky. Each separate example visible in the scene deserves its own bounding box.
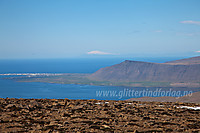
[0,0,200,59]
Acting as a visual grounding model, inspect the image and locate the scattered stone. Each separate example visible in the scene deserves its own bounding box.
[0,98,199,132]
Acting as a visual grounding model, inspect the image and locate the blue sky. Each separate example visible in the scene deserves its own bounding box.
[0,0,200,59]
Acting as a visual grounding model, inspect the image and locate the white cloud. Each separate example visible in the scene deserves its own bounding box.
[176,31,200,36]
[180,20,200,25]
[87,50,112,55]
[195,51,200,53]
[186,33,195,36]
[154,30,162,33]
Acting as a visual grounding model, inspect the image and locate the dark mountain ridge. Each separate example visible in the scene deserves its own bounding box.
[165,56,200,65]
[89,56,200,82]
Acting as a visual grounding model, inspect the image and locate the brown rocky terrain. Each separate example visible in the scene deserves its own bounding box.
[89,56,200,82]
[0,98,200,132]
[128,91,200,103]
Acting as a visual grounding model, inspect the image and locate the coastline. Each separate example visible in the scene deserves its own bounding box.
[2,73,200,88]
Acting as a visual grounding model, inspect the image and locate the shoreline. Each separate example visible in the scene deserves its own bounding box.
[1,73,200,88]
[1,91,200,103]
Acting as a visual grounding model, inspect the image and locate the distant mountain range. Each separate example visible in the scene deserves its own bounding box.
[89,56,200,82]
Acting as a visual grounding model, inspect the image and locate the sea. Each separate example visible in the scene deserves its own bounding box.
[0,57,199,100]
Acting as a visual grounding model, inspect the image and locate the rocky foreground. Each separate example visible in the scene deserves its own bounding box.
[0,98,200,132]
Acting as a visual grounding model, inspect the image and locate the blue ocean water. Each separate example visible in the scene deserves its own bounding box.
[0,57,198,100]
[0,57,184,73]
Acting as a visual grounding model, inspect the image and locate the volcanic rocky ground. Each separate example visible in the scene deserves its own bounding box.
[0,98,200,132]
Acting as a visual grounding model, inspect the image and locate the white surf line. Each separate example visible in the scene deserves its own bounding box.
[0,73,63,76]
